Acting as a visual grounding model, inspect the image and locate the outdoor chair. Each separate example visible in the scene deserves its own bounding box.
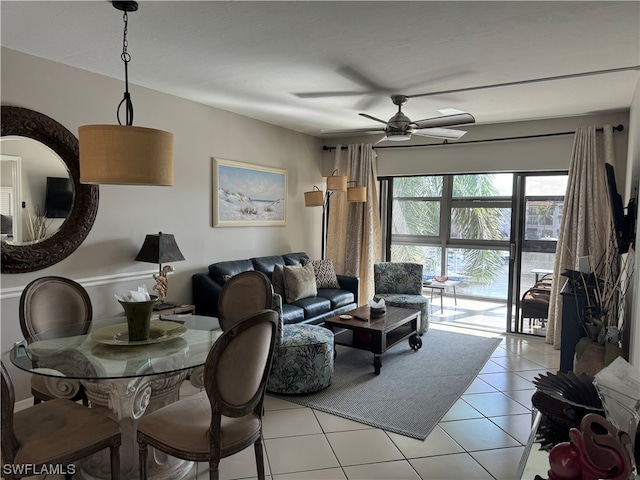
[19,276,92,405]
[520,274,553,330]
[373,262,430,335]
[137,309,278,480]
[1,362,121,480]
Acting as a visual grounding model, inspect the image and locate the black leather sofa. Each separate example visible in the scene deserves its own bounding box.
[192,252,359,325]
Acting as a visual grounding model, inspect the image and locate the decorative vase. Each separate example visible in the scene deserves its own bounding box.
[118,295,158,341]
[574,338,605,377]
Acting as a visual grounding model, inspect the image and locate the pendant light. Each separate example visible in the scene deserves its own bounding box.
[79,1,174,185]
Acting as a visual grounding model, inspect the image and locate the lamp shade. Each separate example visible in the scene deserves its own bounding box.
[135,232,184,265]
[304,189,324,207]
[347,186,367,203]
[79,124,174,185]
[326,175,347,191]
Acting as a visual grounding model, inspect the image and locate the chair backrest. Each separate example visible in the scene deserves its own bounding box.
[374,262,424,295]
[203,308,278,424]
[217,271,273,331]
[19,276,92,339]
[1,362,20,464]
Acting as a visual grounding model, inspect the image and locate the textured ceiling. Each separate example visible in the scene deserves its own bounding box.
[1,1,639,136]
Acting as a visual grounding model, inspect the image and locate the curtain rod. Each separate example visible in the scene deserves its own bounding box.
[322,124,624,151]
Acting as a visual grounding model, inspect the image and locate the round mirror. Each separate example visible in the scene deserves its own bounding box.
[1,106,99,273]
[1,136,72,244]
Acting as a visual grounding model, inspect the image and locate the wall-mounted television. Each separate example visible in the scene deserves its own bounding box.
[44,176,73,218]
[605,163,636,254]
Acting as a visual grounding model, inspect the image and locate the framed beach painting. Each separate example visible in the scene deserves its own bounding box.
[212,157,287,227]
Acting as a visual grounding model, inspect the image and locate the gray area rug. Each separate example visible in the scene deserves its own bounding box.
[271,327,502,440]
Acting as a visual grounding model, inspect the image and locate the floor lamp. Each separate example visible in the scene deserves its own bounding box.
[304,173,367,259]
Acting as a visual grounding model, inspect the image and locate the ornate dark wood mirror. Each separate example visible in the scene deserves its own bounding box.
[1,106,99,273]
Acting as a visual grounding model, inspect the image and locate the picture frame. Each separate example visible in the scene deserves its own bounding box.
[212,157,287,227]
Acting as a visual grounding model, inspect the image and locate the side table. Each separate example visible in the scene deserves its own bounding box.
[154,303,195,317]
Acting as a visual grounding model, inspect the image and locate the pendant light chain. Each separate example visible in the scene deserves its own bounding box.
[117,10,134,126]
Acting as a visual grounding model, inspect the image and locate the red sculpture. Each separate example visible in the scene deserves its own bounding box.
[547,414,633,480]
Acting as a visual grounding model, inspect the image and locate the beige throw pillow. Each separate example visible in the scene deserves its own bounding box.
[283,262,317,303]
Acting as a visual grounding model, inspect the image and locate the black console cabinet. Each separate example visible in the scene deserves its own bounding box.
[559,282,588,372]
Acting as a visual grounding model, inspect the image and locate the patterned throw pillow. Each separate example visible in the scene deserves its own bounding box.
[311,259,340,289]
[272,264,285,297]
[283,263,318,303]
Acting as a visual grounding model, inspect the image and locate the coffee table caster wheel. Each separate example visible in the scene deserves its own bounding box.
[409,334,422,351]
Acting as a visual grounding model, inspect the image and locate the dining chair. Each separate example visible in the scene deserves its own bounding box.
[1,362,121,480]
[217,270,273,331]
[19,276,92,405]
[215,269,333,394]
[137,308,278,480]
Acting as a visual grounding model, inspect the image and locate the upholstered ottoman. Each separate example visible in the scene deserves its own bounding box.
[267,324,334,394]
[373,294,430,335]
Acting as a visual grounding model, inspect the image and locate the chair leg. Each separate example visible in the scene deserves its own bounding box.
[138,439,148,480]
[254,437,266,480]
[209,460,220,480]
[110,442,121,480]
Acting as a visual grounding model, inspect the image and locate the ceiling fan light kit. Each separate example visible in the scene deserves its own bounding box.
[323,94,475,144]
[79,0,174,186]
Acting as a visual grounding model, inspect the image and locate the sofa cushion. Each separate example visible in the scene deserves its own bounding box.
[281,303,305,324]
[290,296,331,319]
[283,252,309,266]
[250,255,285,279]
[208,259,254,285]
[317,288,355,309]
[311,259,340,289]
[283,263,317,303]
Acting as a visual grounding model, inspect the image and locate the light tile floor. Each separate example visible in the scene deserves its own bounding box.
[185,323,559,480]
[31,324,558,480]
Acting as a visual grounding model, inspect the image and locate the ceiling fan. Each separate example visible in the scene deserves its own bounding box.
[321,95,475,144]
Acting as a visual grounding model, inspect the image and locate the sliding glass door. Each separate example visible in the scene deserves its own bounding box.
[383,171,567,336]
[511,173,567,336]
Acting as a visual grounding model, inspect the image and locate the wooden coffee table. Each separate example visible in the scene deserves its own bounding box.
[324,305,422,375]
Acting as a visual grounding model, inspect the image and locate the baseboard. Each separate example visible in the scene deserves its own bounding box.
[14,397,32,412]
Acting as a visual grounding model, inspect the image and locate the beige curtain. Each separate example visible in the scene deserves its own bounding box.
[546,125,614,348]
[326,144,381,304]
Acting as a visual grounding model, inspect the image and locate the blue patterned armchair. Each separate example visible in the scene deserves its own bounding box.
[267,293,334,394]
[373,262,430,335]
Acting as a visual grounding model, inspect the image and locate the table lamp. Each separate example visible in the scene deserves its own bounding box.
[135,232,185,310]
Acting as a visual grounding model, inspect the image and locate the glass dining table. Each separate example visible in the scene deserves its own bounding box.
[9,314,222,480]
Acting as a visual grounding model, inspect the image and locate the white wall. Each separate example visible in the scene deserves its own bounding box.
[625,78,640,368]
[0,48,324,399]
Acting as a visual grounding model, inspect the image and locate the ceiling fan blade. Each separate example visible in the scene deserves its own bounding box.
[414,128,467,140]
[359,113,388,125]
[437,108,467,115]
[413,113,475,129]
[337,66,388,93]
[374,136,389,145]
[294,90,367,98]
[321,127,386,135]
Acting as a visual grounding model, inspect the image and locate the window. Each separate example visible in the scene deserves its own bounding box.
[388,173,513,299]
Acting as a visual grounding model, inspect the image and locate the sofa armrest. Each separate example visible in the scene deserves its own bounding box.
[192,273,223,317]
[337,274,359,305]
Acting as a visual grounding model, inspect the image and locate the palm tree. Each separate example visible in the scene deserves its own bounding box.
[392,174,507,286]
